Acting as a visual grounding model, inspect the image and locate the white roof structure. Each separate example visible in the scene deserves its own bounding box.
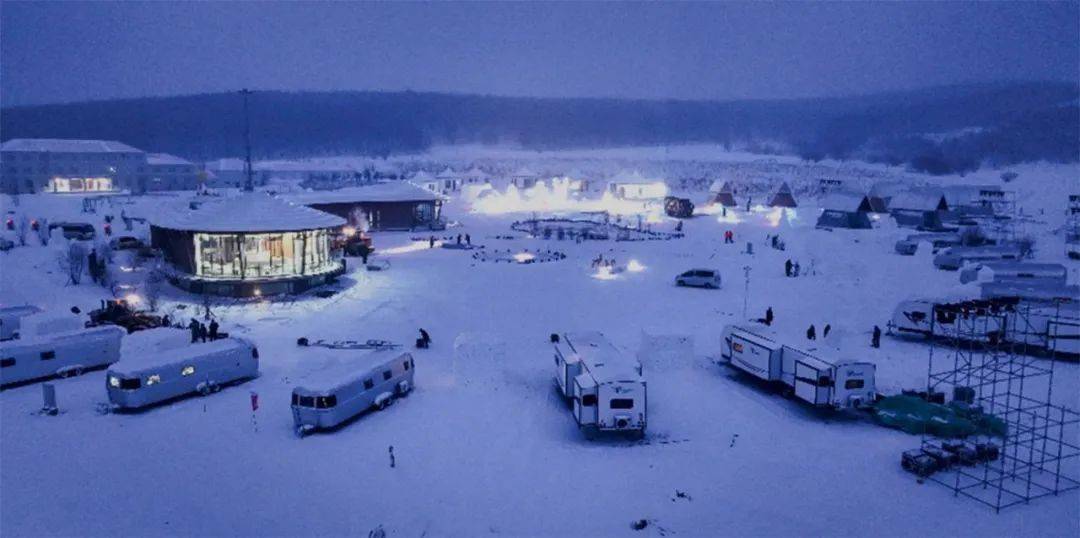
[0,138,143,153]
[563,331,642,383]
[435,167,459,179]
[889,191,948,212]
[293,348,411,395]
[152,193,346,232]
[287,182,440,206]
[111,328,252,376]
[146,153,193,166]
[820,193,870,212]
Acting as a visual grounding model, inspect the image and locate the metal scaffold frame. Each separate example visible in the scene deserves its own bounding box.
[917,298,1080,512]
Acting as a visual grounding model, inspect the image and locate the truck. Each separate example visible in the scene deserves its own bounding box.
[553,331,647,439]
[719,325,876,410]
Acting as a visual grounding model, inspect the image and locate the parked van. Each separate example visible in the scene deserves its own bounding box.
[49,222,95,241]
[1,314,124,386]
[675,269,722,289]
[291,347,415,436]
[553,331,647,439]
[719,325,876,410]
[106,328,258,409]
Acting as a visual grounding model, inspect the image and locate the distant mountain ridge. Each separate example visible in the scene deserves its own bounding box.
[1,81,1076,174]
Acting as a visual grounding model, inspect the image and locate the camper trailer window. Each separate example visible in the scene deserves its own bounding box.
[817,376,832,387]
[364,379,374,390]
[181,366,195,376]
[291,393,298,405]
[382,370,392,381]
[297,395,315,407]
[845,379,864,390]
[146,374,161,386]
[315,395,337,409]
[610,398,634,409]
[581,394,597,406]
[1,358,14,368]
[118,377,141,390]
[40,350,56,360]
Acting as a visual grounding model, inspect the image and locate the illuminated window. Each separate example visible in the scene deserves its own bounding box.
[181,365,195,376]
[146,374,161,385]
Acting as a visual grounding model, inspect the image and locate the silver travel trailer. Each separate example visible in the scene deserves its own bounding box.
[979,281,1079,303]
[893,232,962,256]
[958,262,1068,285]
[719,325,876,410]
[0,315,124,386]
[553,332,647,438]
[291,347,415,436]
[106,328,259,409]
[933,244,1026,270]
[0,305,43,341]
[889,299,1079,358]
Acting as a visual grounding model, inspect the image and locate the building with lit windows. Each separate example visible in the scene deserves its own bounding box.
[150,194,347,297]
[145,153,202,191]
[0,138,147,194]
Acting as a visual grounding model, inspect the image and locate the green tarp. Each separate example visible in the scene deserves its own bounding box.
[874,395,1007,438]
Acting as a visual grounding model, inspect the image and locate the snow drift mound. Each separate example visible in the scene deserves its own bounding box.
[637,329,695,371]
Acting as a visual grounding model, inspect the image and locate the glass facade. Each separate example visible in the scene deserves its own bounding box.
[194,229,336,280]
[47,176,114,193]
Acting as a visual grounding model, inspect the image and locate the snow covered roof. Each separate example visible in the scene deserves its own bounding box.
[411,170,436,183]
[111,328,253,376]
[287,182,440,206]
[436,167,459,179]
[563,331,642,383]
[146,153,193,166]
[888,191,948,212]
[151,193,346,232]
[819,193,870,212]
[0,138,144,154]
[293,348,412,395]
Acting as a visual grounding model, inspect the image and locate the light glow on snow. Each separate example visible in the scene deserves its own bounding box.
[472,177,663,217]
[512,252,536,263]
[627,259,646,272]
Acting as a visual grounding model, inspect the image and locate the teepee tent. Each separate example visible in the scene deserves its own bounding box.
[711,181,738,207]
[768,182,798,208]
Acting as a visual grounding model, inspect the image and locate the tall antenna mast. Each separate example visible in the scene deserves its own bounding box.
[240,88,255,192]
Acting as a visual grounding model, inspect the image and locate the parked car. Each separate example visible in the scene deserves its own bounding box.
[0,238,13,251]
[49,222,95,241]
[109,236,144,250]
[675,269,721,289]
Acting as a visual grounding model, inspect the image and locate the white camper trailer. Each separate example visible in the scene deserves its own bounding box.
[553,332,647,438]
[933,245,1025,270]
[106,328,259,409]
[890,299,1079,358]
[893,232,962,256]
[0,315,124,386]
[0,305,43,341]
[719,325,876,410]
[291,347,415,436]
[958,262,1068,285]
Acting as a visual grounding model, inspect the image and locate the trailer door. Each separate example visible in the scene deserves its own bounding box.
[793,360,830,406]
[573,375,598,427]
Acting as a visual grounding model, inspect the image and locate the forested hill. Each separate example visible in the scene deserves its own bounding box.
[2,81,1076,174]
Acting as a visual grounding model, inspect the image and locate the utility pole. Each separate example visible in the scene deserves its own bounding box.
[742,265,751,320]
[240,88,255,192]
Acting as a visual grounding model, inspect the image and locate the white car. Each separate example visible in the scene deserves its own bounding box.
[675,269,721,289]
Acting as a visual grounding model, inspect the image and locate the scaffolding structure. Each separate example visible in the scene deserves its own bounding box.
[916,298,1080,512]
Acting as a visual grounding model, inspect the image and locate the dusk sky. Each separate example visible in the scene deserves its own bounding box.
[2,1,1077,107]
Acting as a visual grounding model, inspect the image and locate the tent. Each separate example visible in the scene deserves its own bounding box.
[768,182,798,208]
[711,181,737,207]
[889,190,949,230]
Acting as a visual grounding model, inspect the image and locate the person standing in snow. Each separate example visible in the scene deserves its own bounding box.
[872,325,882,348]
[793,261,801,277]
[765,307,774,326]
[189,319,200,343]
[429,236,435,248]
[198,322,209,343]
[417,328,431,349]
[456,234,462,245]
[806,324,816,341]
[465,234,471,246]
[823,324,831,338]
[209,319,219,341]
[785,259,793,277]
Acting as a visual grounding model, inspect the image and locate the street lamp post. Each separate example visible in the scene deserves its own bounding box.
[742,265,751,320]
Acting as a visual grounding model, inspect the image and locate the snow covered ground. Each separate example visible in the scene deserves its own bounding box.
[1,158,1077,536]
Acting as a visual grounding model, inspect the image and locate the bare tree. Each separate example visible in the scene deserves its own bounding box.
[58,242,88,285]
[15,216,29,246]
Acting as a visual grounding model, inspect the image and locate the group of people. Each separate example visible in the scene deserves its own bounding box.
[188,318,221,343]
[760,307,883,349]
[784,258,802,277]
[455,234,472,247]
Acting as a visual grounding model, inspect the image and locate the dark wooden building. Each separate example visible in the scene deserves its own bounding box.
[288,181,443,231]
